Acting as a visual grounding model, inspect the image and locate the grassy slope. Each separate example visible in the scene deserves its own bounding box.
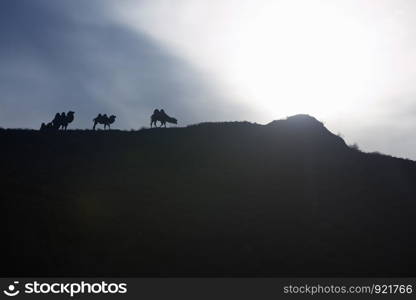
[2,115,416,276]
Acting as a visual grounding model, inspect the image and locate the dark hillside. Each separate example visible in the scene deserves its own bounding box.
[2,115,416,276]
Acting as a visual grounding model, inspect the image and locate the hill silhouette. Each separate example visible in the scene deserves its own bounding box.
[1,115,416,276]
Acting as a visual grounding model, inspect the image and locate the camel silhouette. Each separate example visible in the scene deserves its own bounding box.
[93,114,116,130]
[41,111,75,131]
[59,111,75,130]
[150,109,178,128]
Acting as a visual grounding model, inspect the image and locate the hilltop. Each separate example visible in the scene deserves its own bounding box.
[2,115,416,276]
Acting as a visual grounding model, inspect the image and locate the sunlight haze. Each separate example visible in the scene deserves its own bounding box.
[114,0,416,159]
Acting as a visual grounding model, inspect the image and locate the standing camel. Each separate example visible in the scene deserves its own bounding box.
[93,114,116,130]
[150,109,178,128]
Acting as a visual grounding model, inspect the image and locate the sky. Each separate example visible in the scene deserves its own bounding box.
[1,0,416,159]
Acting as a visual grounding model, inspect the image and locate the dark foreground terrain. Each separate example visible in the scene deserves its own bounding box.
[1,115,416,276]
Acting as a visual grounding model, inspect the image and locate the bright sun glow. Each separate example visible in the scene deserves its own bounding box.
[225,1,378,117]
[116,0,412,122]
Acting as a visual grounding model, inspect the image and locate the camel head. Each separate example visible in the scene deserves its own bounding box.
[108,115,116,124]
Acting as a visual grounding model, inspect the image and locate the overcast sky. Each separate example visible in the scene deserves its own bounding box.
[1,0,416,160]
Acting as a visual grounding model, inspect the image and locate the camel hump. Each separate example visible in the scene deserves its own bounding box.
[152,109,160,118]
[159,109,169,119]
